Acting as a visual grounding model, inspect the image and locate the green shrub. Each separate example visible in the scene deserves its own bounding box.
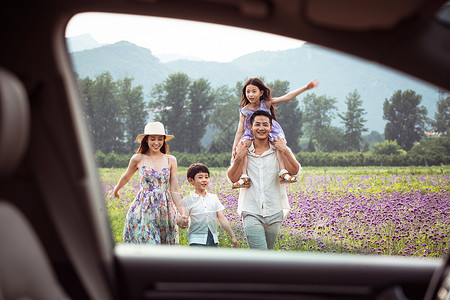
[409,135,450,165]
[95,140,450,168]
[373,140,402,155]
[95,150,130,168]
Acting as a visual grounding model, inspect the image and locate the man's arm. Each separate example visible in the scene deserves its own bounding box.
[272,137,301,176]
[227,141,248,183]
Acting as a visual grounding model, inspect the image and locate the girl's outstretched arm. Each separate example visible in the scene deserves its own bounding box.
[271,79,319,105]
[113,154,140,198]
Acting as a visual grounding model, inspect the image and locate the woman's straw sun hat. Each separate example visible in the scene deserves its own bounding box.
[136,122,174,143]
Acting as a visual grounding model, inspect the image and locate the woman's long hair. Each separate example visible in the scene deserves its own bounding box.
[240,77,277,121]
[136,135,170,154]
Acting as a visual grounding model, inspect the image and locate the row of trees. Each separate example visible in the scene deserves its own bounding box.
[77,72,449,155]
[78,73,147,153]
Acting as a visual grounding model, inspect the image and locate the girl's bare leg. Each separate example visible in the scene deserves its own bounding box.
[232,139,251,188]
[276,143,297,183]
[242,154,248,176]
[276,149,285,171]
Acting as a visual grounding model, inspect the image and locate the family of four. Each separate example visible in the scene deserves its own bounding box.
[113,78,318,249]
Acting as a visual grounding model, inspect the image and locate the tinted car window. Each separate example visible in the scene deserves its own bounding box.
[66,13,449,258]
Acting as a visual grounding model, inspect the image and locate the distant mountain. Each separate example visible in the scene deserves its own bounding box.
[68,38,440,133]
[70,41,170,90]
[66,34,103,52]
[155,53,203,63]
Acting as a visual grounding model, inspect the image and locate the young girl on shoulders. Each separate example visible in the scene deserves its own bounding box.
[231,77,319,188]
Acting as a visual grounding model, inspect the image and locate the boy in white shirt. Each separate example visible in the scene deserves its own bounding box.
[182,163,239,247]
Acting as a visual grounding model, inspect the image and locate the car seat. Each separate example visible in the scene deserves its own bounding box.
[0,67,70,299]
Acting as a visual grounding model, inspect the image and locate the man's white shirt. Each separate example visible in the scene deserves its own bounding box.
[228,143,301,217]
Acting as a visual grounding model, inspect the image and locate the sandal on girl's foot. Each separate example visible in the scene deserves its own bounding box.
[232,174,250,189]
[279,169,297,183]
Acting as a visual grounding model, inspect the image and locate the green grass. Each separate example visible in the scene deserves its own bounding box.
[100,166,450,257]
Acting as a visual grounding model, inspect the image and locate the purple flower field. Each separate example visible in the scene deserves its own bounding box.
[102,167,450,258]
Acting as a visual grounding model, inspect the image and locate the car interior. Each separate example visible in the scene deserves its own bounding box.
[1,0,450,299]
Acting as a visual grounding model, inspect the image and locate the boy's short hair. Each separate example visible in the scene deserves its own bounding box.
[186,162,210,180]
[249,110,272,125]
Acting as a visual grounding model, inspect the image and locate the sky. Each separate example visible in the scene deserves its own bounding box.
[65,12,305,62]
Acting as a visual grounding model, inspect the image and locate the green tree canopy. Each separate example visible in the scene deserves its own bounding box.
[186,78,215,153]
[362,131,384,150]
[315,126,345,152]
[339,90,367,151]
[302,93,337,138]
[209,85,238,153]
[383,90,428,151]
[150,73,191,152]
[150,73,214,153]
[431,95,450,134]
[306,138,316,152]
[117,77,146,153]
[78,75,94,126]
[79,72,124,153]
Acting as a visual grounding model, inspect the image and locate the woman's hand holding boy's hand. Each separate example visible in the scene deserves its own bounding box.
[176,216,189,229]
[232,237,239,248]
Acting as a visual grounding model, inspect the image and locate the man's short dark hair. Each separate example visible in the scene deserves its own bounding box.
[186,162,210,180]
[249,110,272,125]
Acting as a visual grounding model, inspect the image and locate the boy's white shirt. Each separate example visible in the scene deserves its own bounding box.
[183,191,225,245]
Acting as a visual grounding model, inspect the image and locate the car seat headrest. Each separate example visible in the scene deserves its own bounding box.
[0,68,30,177]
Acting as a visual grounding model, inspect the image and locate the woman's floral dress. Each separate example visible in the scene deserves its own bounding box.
[123,157,179,244]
